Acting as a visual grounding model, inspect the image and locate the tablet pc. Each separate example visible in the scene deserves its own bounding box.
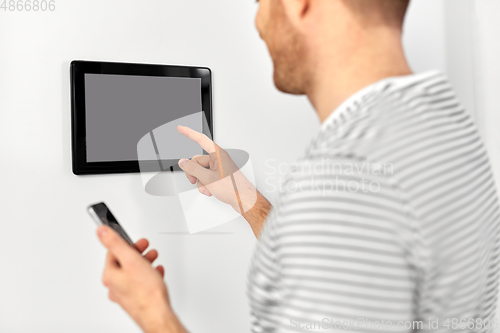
[70,60,213,175]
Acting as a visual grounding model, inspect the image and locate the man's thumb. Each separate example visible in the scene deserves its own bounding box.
[97,225,132,260]
[178,158,212,184]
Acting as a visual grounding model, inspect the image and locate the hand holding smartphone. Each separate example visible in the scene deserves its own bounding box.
[87,202,134,246]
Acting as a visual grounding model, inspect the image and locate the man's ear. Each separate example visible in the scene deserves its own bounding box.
[281,0,311,29]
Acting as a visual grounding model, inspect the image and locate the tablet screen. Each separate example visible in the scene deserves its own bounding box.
[84,74,203,163]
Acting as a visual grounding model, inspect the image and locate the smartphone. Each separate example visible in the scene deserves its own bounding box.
[87,202,134,246]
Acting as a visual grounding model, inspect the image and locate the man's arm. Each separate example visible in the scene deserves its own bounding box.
[177,125,273,239]
[240,190,272,238]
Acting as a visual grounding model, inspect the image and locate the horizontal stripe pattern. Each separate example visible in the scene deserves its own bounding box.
[248,71,500,333]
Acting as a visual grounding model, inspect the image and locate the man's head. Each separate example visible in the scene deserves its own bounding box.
[255,0,411,95]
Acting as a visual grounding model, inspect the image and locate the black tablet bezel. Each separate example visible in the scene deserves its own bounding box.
[70,60,213,175]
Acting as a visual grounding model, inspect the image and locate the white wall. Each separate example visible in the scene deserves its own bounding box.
[471,0,500,186]
[442,0,500,203]
[0,1,450,332]
[443,0,479,125]
[404,0,446,73]
[443,0,500,321]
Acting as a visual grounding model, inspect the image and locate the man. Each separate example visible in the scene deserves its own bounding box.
[97,0,500,332]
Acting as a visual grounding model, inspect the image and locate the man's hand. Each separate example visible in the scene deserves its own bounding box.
[177,125,272,237]
[97,225,187,333]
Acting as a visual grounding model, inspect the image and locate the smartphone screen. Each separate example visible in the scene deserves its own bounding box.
[88,202,134,245]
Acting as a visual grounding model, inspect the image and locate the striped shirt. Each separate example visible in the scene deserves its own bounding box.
[247,71,500,333]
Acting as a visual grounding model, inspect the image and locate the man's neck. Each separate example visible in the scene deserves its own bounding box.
[306,30,413,123]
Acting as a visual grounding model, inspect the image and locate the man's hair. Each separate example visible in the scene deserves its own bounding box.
[342,0,411,28]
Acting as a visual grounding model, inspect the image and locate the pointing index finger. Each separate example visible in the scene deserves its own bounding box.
[177,125,218,154]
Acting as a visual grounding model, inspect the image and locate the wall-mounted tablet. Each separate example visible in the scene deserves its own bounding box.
[70,60,212,175]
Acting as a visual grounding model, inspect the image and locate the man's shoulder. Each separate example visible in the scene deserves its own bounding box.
[304,95,406,165]
[306,80,472,167]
